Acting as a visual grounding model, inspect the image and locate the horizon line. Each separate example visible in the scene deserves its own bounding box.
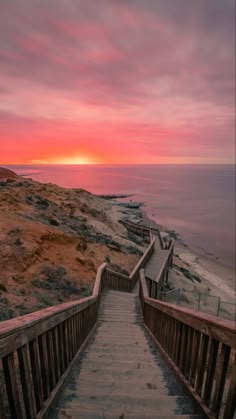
[1,163,235,166]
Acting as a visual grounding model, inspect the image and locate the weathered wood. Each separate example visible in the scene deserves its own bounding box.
[189,330,201,388]
[223,352,236,419]
[36,322,98,419]
[140,274,236,419]
[202,338,219,404]
[46,330,57,391]
[185,327,194,378]
[143,324,215,419]
[143,297,235,347]
[29,338,44,411]
[2,353,23,419]
[17,344,37,418]
[179,324,187,372]
[0,297,97,358]
[38,334,50,400]
[58,323,65,374]
[196,334,209,396]
[52,327,61,382]
[64,320,70,367]
[212,343,230,415]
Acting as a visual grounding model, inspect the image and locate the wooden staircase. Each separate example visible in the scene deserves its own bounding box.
[0,221,235,419]
[52,290,203,418]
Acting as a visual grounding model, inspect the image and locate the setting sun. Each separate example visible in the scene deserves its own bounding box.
[49,156,98,165]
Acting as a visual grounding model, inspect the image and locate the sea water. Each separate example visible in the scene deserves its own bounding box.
[5,164,235,269]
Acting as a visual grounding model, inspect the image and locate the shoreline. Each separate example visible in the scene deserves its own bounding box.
[140,211,236,305]
[4,167,235,305]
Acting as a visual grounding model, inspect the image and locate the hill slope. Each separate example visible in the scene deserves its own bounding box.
[0,172,143,320]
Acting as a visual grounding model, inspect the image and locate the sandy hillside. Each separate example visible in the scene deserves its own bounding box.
[0,168,144,320]
[0,167,17,179]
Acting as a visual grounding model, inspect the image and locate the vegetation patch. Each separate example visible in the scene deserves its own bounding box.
[0,283,7,292]
[35,197,50,210]
[177,266,201,283]
[0,296,15,320]
[31,265,80,296]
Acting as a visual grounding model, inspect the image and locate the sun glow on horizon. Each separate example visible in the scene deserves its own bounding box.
[47,156,101,165]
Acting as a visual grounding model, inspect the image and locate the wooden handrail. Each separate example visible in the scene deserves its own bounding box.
[139,270,236,419]
[105,235,155,291]
[120,219,172,250]
[0,223,156,419]
[0,263,107,419]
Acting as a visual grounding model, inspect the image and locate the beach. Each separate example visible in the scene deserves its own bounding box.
[141,212,235,319]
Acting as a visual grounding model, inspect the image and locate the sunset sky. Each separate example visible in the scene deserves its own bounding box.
[0,0,235,164]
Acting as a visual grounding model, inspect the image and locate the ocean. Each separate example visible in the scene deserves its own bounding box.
[4,164,235,269]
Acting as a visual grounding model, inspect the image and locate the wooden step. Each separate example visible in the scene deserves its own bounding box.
[54,408,203,419]
[77,367,170,381]
[83,351,156,363]
[84,343,152,352]
[74,361,175,376]
[63,377,185,396]
[57,395,200,416]
[51,290,202,419]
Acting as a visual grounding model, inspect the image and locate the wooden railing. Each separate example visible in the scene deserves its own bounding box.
[0,263,107,419]
[119,219,151,238]
[145,238,174,299]
[103,233,155,292]
[0,226,155,419]
[119,219,172,250]
[139,269,236,419]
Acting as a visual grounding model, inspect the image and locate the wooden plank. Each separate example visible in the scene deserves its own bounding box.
[52,327,61,382]
[36,321,98,419]
[189,330,201,388]
[203,338,219,405]
[0,297,98,358]
[176,323,183,367]
[2,353,23,419]
[185,327,194,379]
[173,319,180,363]
[144,297,235,347]
[143,324,215,419]
[46,330,56,391]
[64,320,70,367]
[171,318,177,360]
[17,344,37,418]
[179,324,187,373]
[67,318,73,361]
[196,334,209,397]
[212,343,230,416]
[0,297,95,337]
[223,352,236,419]
[129,237,155,279]
[58,323,65,374]
[29,338,44,411]
[38,334,50,400]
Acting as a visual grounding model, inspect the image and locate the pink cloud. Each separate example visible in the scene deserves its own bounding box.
[0,0,234,164]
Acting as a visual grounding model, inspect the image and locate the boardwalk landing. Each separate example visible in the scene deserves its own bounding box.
[52,290,203,418]
[145,233,168,280]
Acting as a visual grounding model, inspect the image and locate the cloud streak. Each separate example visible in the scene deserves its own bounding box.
[0,0,235,163]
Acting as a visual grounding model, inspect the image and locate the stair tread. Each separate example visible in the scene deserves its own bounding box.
[51,290,202,418]
[58,395,200,415]
[63,381,185,397]
[54,409,203,419]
